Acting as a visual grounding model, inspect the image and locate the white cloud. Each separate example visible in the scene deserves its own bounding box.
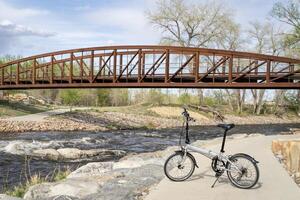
[0,20,55,54]
[0,20,55,37]
[0,1,53,55]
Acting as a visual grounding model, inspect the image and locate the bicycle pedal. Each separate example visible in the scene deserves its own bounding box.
[215,172,223,177]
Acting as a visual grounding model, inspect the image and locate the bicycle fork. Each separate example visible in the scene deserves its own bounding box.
[177,148,199,168]
[178,148,188,166]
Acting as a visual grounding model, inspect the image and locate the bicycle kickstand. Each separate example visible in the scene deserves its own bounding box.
[211,173,222,188]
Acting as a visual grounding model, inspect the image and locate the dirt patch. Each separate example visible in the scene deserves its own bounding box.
[148,106,210,122]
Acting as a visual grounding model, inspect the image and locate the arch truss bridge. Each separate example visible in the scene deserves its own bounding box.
[0,45,299,89]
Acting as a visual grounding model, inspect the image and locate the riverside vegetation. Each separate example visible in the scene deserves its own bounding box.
[4,168,71,198]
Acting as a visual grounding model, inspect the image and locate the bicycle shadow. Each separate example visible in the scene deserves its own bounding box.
[185,170,263,189]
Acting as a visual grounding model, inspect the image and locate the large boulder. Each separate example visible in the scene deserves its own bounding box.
[68,162,114,178]
[56,148,83,160]
[32,148,61,160]
[56,148,126,161]
[0,194,22,200]
[24,177,102,200]
[23,148,173,200]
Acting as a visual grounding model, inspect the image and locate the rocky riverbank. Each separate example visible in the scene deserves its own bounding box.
[1,133,264,200]
[0,106,299,134]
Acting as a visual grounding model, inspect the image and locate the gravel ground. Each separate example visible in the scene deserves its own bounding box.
[0,106,299,134]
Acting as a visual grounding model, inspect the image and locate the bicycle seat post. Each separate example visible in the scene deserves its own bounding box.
[220,129,228,153]
[185,118,190,144]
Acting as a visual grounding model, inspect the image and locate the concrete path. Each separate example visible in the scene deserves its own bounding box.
[145,134,300,200]
[2,107,90,122]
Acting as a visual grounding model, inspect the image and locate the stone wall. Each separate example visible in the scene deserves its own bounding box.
[272,138,300,185]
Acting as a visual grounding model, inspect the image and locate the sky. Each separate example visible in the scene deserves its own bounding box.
[0,0,286,57]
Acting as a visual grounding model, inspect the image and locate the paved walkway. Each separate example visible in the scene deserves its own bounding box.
[145,134,300,200]
[2,107,90,122]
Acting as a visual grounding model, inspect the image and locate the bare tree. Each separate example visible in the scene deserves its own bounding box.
[271,0,300,49]
[147,0,235,48]
[216,20,244,50]
[273,90,287,115]
[248,21,283,114]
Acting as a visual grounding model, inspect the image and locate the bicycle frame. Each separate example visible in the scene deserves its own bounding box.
[180,143,241,173]
[185,144,218,160]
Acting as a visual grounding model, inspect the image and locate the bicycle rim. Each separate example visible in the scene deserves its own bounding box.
[227,155,259,189]
[164,152,195,181]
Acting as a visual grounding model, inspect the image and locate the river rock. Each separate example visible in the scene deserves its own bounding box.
[57,148,126,160]
[32,149,61,160]
[24,177,101,200]
[56,148,83,159]
[113,156,165,170]
[68,162,114,178]
[31,148,126,161]
[0,194,22,200]
[4,140,61,155]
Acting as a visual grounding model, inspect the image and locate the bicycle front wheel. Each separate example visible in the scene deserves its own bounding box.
[164,151,195,182]
[227,154,259,189]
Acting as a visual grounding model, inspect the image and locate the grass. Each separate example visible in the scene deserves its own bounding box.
[4,168,71,198]
[144,121,157,129]
[0,100,49,118]
[53,168,72,182]
[93,104,160,117]
[5,174,45,198]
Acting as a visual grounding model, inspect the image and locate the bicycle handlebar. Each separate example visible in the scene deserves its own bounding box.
[182,107,196,122]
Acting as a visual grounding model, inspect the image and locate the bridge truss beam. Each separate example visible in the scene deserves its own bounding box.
[0,45,299,89]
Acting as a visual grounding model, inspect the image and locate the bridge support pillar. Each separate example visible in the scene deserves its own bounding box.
[138,49,142,83]
[69,53,73,84]
[229,56,233,82]
[165,49,169,83]
[194,52,199,82]
[266,60,271,83]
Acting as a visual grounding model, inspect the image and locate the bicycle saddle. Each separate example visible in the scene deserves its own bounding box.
[217,123,235,131]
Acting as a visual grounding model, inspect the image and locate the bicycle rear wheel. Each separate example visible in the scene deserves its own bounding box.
[227,154,259,189]
[164,151,195,182]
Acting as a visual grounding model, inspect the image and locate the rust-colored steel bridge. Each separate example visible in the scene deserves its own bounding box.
[0,45,299,90]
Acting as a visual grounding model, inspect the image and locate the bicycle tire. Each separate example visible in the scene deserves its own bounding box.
[164,151,196,182]
[227,153,259,189]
